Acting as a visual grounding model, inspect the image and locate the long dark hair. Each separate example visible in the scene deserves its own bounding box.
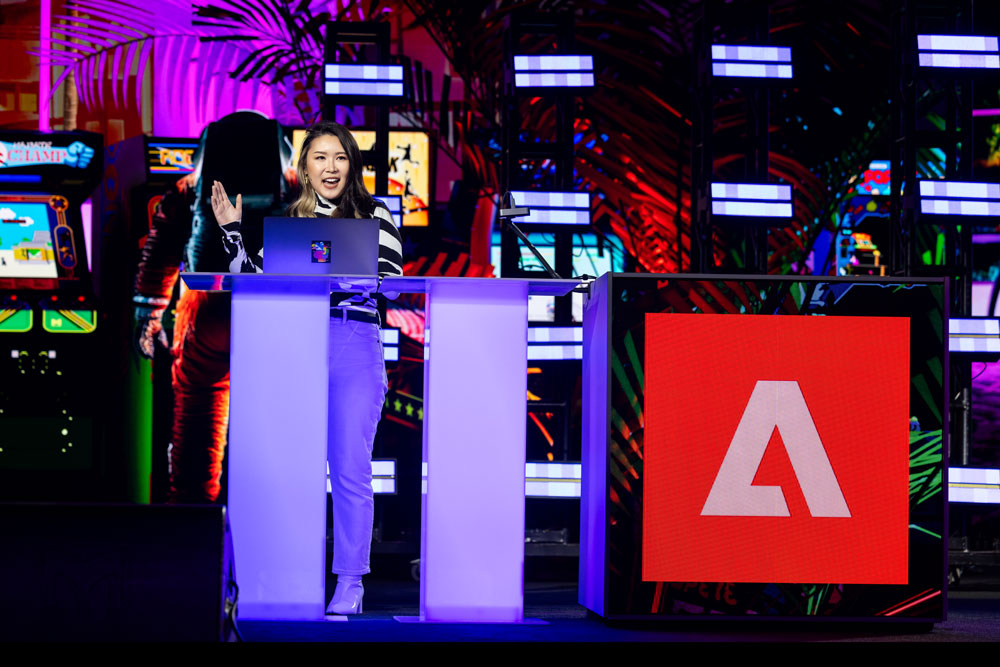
[288,121,375,218]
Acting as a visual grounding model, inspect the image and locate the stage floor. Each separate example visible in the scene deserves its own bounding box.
[238,574,1000,643]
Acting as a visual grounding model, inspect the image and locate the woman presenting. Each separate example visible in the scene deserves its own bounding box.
[212,121,403,615]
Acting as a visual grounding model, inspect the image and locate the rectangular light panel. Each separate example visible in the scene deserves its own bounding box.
[509,190,591,226]
[525,462,582,498]
[513,55,595,88]
[711,181,794,218]
[527,325,583,360]
[711,44,792,79]
[950,466,1000,504]
[324,64,404,97]
[919,180,1000,217]
[949,317,1000,353]
[917,34,1000,69]
[380,327,399,363]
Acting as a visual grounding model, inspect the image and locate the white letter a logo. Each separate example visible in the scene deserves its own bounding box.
[701,381,851,517]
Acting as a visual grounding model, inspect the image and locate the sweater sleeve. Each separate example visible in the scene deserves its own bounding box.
[373,203,403,278]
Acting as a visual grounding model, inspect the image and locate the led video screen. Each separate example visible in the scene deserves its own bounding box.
[589,275,946,621]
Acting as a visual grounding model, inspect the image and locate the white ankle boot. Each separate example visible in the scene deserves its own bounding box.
[326,574,364,615]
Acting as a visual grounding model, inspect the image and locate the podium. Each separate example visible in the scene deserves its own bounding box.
[181,273,577,622]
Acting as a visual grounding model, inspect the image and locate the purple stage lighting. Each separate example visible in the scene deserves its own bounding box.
[919,180,1000,216]
[324,64,404,96]
[917,34,1000,69]
[711,44,792,79]
[513,55,595,88]
[710,182,794,218]
[509,190,591,226]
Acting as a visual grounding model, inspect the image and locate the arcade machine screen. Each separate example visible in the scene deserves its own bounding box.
[0,197,60,279]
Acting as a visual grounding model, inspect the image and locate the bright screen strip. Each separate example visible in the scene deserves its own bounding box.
[917,34,1000,69]
[327,459,396,494]
[711,44,792,79]
[949,318,1000,353]
[919,180,1000,216]
[509,190,591,226]
[949,466,1000,504]
[513,55,595,88]
[710,182,793,218]
[380,327,399,362]
[528,326,583,360]
[525,462,581,498]
[379,195,403,228]
[528,345,582,360]
[423,460,584,498]
[324,64,404,96]
[528,326,583,343]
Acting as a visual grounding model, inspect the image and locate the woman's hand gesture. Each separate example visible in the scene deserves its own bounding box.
[211,180,242,227]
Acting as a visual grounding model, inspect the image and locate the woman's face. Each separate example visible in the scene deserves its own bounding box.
[306,134,350,201]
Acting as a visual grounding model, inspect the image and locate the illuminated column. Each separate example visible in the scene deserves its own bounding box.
[227,275,331,621]
[419,278,529,622]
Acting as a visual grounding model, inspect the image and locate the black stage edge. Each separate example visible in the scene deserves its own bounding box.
[0,503,236,642]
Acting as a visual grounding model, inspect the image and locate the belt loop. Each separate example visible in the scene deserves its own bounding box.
[341,308,348,324]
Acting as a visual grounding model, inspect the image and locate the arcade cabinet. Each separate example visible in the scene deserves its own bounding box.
[0,129,119,501]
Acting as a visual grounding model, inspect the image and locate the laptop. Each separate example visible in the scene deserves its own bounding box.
[262,217,380,275]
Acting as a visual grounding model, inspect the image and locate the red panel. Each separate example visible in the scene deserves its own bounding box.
[642,314,910,584]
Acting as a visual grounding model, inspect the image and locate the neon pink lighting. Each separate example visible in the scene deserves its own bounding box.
[883,589,941,616]
[225,275,332,620]
[80,198,92,271]
[39,0,51,131]
[420,279,529,622]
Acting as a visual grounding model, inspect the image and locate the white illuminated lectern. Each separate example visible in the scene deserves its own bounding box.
[181,273,578,623]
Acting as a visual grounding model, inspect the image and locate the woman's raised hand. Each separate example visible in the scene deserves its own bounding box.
[211,180,242,227]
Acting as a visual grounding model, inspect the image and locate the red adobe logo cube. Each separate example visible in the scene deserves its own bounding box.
[643,314,910,584]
